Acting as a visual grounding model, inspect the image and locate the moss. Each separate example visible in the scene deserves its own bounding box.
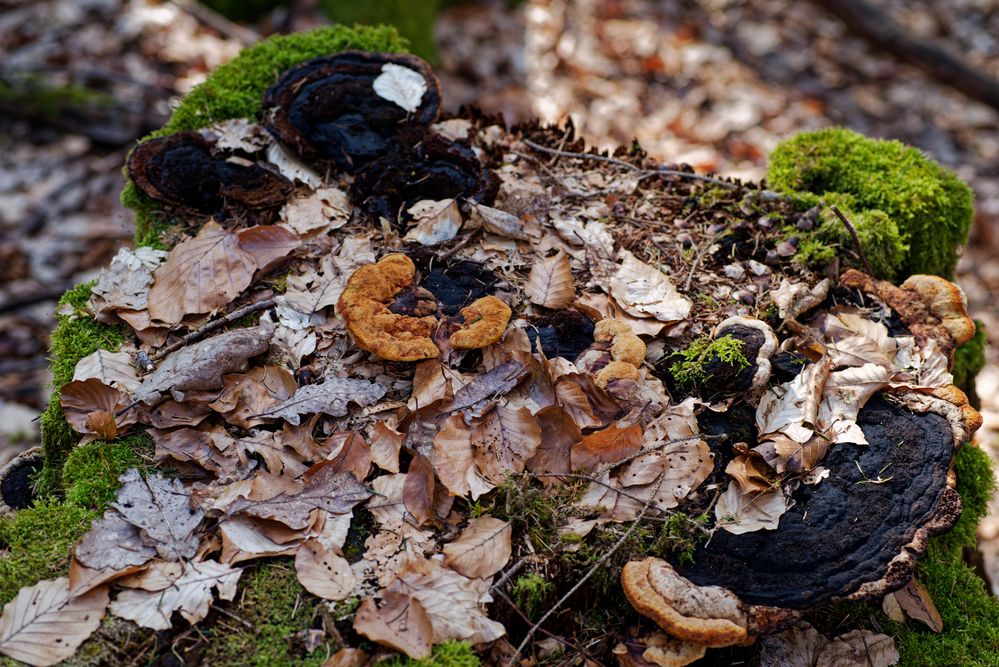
[198,563,334,666]
[61,435,152,510]
[953,320,987,408]
[669,334,750,386]
[321,0,440,63]
[0,76,112,119]
[767,127,974,278]
[0,499,97,604]
[40,282,127,493]
[379,641,480,667]
[511,572,555,619]
[802,206,909,281]
[123,25,411,248]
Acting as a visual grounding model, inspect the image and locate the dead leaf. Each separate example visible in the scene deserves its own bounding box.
[471,203,533,240]
[891,578,943,633]
[236,224,300,274]
[525,251,575,309]
[725,444,777,494]
[285,254,347,315]
[714,484,787,534]
[282,187,351,234]
[112,468,204,561]
[404,199,463,246]
[72,350,140,393]
[527,405,580,478]
[267,141,322,187]
[571,423,643,473]
[773,278,830,321]
[295,538,356,601]
[135,323,274,404]
[441,360,528,421]
[0,577,108,667]
[815,629,899,667]
[433,416,495,499]
[756,357,832,444]
[75,511,157,572]
[322,647,370,667]
[758,624,827,667]
[372,62,428,113]
[443,516,512,579]
[370,422,404,473]
[354,592,433,659]
[609,249,692,322]
[403,453,436,526]
[209,365,298,429]
[89,247,168,322]
[109,559,241,630]
[254,377,388,426]
[60,378,135,440]
[149,427,249,480]
[472,406,541,484]
[324,432,372,481]
[755,433,829,475]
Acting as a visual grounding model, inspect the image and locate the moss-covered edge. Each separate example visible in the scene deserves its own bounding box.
[767,127,974,280]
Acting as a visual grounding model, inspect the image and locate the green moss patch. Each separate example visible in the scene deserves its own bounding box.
[669,334,750,386]
[767,127,973,279]
[61,435,152,510]
[380,641,480,667]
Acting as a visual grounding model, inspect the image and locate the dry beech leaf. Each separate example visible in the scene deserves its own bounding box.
[471,203,533,240]
[237,224,300,273]
[112,468,203,561]
[571,423,643,474]
[267,141,322,188]
[714,484,787,535]
[388,558,506,645]
[0,577,108,667]
[758,624,827,667]
[109,559,241,630]
[404,199,462,246]
[441,360,528,421]
[324,432,372,482]
[282,187,351,234]
[443,516,512,579]
[609,249,692,322]
[370,422,404,473]
[60,378,135,439]
[75,511,156,572]
[295,538,357,601]
[403,453,436,526]
[891,578,943,633]
[149,427,249,480]
[527,405,581,478]
[433,415,494,500]
[285,254,346,315]
[354,592,433,659]
[724,445,776,494]
[208,365,298,429]
[68,558,142,599]
[322,647,370,667]
[525,251,575,309]
[372,63,428,112]
[89,247,167,320]
[72,349,140,393]
[773,277,830,321]
[254,377,388,426]
[135,323,274,404]
[472,406,541,484]
[815,629,899,667]
[147,222,296,325]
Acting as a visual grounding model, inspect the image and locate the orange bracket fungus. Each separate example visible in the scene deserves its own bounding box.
[337,254,440,362]
[449,296,512,350]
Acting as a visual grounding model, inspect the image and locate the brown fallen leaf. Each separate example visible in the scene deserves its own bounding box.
[208,365,298,429]
[0,577,109,667]
[472,405,541,484]
[60,378,136,441]
[254,377,388,426]
[134,323,275,404]
[323,432,372,481]
[370,422,404,473]
[321,647,370,667]
[109,559,241,630]
[714,484,787,535]
[433,416,494,500]
[527,405,581,479]
[725,444,777,494]
[354,592,433,659]
[404,198,463,246]
[403,453,436,526]
[440,360,528,421]
[295,538,356,601]
[150,426,250,480]
[443,516,512,579]
[525,250,575,309]
[72,349,141,393]
[891,578,944,633]
[112,468,204,561]
[571,423,643,473]
[815,629,899,667]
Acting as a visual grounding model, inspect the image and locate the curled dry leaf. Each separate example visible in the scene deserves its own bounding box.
[815,629,899,667]
[60,378,135,440]
[75,511,157,572]
[433,415,495,500]
[441,360,528,421]
[525,251,575,309]
[109,559,241,630]
[295,538,357,601]
[889,578,943,633]
[370,421,404,473]
[354,592,433,659]
[255,377,388,426]
[404,199,463,246]
[714,483,787,535]
[0,577,109,667]
[112,468,204,561]
[571,423,643,473]
[149,426,249,480]
[72,349,141,393]
[443,516,512,579]
[135,323,275,404]
[208,365,298,429]
[472,406,541,484]
[772,277,831,321]
[609,249,692,322]
[282,187,352,234]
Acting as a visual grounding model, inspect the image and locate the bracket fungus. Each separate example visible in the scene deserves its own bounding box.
[262,51,442,171]
[127,131,293,213]
[707,317,778,393]
[526,309,596,361]
[448,296,512,350]
[337,254,440,362]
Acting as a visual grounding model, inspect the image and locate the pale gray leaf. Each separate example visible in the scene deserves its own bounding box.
[112,469,203,561]
[254,377,387,426]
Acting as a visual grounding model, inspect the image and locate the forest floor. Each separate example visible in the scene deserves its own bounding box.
[2,0,999,590]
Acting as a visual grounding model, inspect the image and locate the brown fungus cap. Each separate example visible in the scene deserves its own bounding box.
[449,296,512,349]
[337,254,440,362]
[127,131,293,213]
[262,51,441,172]
[901,274,976,346]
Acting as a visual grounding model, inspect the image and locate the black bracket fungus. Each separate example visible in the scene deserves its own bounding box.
[409,251,501,316]
[677,394,963,609]
[0,447,43,515]
[350,130,500,227]
[262,51,442,171]
[127,131,293,214]
[526,309,596,362]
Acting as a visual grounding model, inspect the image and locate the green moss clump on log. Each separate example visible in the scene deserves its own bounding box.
[767,127,973,279]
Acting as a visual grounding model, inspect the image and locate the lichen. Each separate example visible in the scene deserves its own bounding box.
[669,334,750,386]
[767,127,973,279]
[122,24,412,248]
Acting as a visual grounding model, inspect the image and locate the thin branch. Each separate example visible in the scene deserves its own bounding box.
[493,589,599,662]
[830,205,875,276]
[506,471,669,665]
[150,297,276,363]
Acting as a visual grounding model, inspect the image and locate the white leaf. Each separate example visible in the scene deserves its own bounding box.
[267,142,322,188]
[372,63,428,113]
[0,578,108,667]
[609,249,692,322]
[404,199,462,246]
[281,188,352,234]
[714,484,787,534]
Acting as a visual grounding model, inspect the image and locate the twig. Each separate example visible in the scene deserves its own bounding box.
[506,471,669,665]
[830,205,875,276]
[168,0,260,45]
[493,589,600,662]
[439,228,481,262]
[683,233,718,293]
[490,557,528,594]
[150,297,276,363]
[521,138,740,189]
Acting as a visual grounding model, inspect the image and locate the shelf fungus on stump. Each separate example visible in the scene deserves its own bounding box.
[127,131,293,213]
[707,317,778,394]
[262,51,442,171]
